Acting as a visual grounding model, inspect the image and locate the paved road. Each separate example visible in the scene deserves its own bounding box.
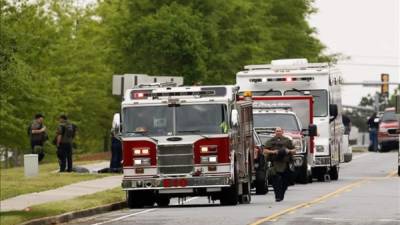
[68,152,399,225]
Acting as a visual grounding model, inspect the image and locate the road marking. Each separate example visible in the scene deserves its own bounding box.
[91,209,157,225]
[250,169,397,225]
[249,179,368,225]
[90,197,199,225]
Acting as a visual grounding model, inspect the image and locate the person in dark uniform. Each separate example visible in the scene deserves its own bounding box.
[342,114,352,135]
[263,127,296,202]
[110,129,122,172]
[56,115,75,172]
[367,112,379,152]
[28,114,47,162]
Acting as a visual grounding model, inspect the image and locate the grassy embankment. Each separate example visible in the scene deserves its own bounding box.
[0,187,125,225]
[0,161,110,200]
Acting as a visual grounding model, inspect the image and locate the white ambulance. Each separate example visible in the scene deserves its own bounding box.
[237,58,346,181]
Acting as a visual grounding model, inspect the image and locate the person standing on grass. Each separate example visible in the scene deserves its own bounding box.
[28,113,48,162]
[56,115,76,172]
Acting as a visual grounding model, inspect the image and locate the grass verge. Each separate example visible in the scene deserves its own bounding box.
[0,187,125,225]
[0,161,110,200]
[351,146,368,152]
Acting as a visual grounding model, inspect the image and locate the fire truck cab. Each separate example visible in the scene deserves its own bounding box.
[114,85,254,207]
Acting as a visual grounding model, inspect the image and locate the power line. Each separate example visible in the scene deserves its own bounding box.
[338,63,400,68]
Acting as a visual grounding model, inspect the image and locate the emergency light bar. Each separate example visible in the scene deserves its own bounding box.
[249,77,314,83]
[253,102,293,111]
[130,87,228,100]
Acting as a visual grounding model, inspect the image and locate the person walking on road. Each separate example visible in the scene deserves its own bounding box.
[28,113,48,162]
[56,115,76,172]
[367,112,379,152]
[263,127,296,202]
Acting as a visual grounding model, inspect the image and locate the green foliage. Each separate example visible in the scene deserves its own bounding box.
[1,0,328,156]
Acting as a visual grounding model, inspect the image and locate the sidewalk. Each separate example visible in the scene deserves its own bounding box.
[0,162,123,212]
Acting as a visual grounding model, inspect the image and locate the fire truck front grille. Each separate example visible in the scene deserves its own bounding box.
[158,145,194,174]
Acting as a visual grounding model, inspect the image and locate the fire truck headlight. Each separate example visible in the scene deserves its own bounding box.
[201,146,209,153]
[209,156,217,163]
[316,145,325,152]
[293,139,303,153]
[201,156,218,163]
[133,148,150,156]
[134,158,151,166]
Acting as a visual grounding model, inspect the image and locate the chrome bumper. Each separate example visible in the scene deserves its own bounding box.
[122,175,231,191]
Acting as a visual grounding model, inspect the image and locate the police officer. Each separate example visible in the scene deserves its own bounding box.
[263,127,296,202]
[56,115,75,172]
[28,113,47,162]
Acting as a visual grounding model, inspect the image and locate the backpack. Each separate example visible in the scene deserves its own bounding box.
[62,123,77,140]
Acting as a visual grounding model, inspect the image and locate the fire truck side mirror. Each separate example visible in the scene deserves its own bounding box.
[231,109,239,127]
[329,104,338,122]
[112,113,121,134]
[308,124,317,137]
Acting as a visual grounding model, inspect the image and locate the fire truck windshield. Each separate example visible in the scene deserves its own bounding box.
[123,104,227,136]
[284,89,328,117]
[253,113,300,131]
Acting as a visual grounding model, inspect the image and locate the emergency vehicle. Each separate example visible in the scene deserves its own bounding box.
[113,85,254,208]
[237,58,345,181]
[245,95,317,184]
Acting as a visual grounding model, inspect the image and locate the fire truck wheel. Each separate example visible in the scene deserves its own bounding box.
[398,165,400,176]
[295,164,310,184]
[255,170,267,195]
[239,160,252,204]
[127,191,145,208]
[156,196,170,207]
[329,165,339,180]
[220,161,239,205]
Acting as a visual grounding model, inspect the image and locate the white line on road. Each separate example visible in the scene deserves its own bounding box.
[91,209,157,225]
[90,197,200,225]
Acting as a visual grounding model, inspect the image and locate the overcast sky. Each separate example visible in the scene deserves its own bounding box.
[309,0,399,106]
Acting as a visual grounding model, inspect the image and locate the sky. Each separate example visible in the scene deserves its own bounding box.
[309,0,400,106]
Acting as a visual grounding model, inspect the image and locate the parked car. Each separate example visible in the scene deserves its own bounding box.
[378,108,399,151]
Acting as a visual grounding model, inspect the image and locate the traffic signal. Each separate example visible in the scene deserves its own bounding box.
[381,73,389,97]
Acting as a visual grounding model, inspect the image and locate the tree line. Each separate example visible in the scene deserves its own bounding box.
[0,0,328,158]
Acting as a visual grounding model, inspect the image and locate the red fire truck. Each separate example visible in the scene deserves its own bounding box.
[113,85,254,208]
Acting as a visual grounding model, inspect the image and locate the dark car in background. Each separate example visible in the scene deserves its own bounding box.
[378,108,399,151]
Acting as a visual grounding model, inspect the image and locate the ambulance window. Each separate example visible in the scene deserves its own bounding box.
[284,89,328,117]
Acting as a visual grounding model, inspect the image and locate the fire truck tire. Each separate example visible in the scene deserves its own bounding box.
[296,164,310,184]
[220,161,239,205]
[239,160,252,204]
[255,170,267,195]
[156,196,170,207]
[398,165,400,176]
[329,165,339,180]
[127,191,145,208]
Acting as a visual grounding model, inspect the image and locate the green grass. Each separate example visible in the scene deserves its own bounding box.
[0,161,110,200]
[0,187,125,225]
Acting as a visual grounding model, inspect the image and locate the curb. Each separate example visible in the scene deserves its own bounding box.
[20,201,126,225]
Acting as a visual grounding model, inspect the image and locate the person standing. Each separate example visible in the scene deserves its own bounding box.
[28,114,47,162]
[263,127,296,202]
[56,115,76,172]
[110,129,122,172]
[367,112,379,152]
[342,114,352,135]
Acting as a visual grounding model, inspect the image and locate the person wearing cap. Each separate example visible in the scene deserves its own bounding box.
[56,115,75,172]
[28,114,47,162]
[263,127,296,202]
